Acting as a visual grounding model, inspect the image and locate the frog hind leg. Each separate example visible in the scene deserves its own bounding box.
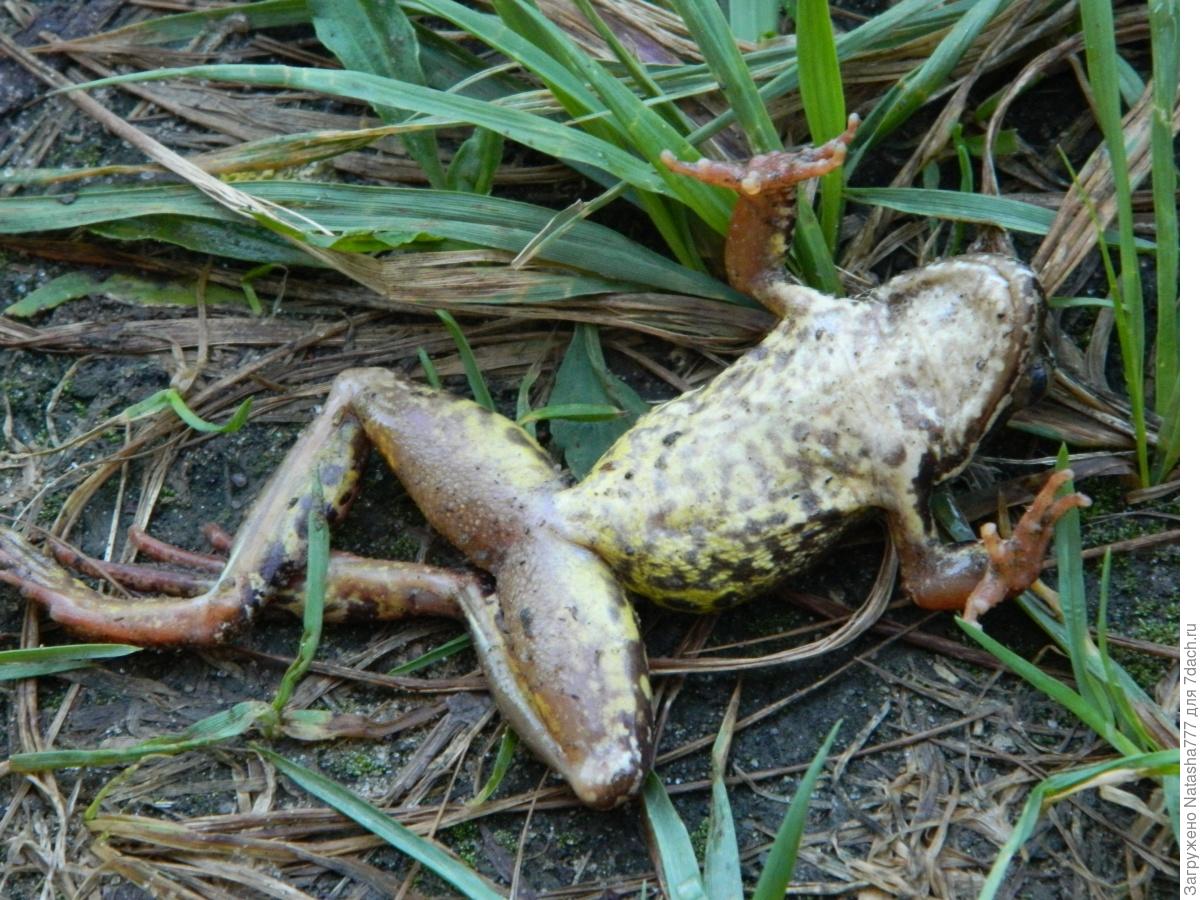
[887,469,1090,621]
[43,529,471,623]
[0,381,376,644]
[344,368,652,808]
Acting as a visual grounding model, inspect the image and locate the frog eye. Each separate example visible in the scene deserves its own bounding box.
[1015,358,1050,407]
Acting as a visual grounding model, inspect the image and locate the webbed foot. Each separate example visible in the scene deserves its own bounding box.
[660,114,859,196]
[961,469,1091,622]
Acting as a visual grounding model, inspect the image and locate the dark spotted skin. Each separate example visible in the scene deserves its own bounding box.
[557,255,1045,612]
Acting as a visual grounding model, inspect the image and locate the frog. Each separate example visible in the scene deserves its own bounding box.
[0,118,1089,809]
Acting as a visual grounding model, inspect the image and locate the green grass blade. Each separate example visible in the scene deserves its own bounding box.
[59,65,667,194]
[0,644,141,681]
[469,727,518,806]
[516,403,623,426]
[488,0,729,235]
[794,0,848,251]
[729,0,780,43]
[436,310,495,411]
[1079,0,1147,485]
[704,685,743,899]
[845,0,1012,176]
[846,186,1153,248]
[119,389,252,434]
[417,348,442,389]
[10,701,269,771]
[63,0,309,47]
[257,746,505,898]
[0,184,742,303]
[670,0,779,154]
[271,475,331,717]
[1016,593,1178,746]
[446,126,503,194]
[571,0,695,138]
[308,0,445,187]
[1051,457,1112,724]
[977,749,1179,900]
[388,634,470,675]
[1149,0,1179,480]
[750,721,840,900]
[641,771,707,900]
[957,618,1137,757]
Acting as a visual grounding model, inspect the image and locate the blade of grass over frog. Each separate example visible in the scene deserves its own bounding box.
[1149,0,1179,482]
[309,0,445,188]
[844,0,1012,176]
[669,0,779,154]
[704,683,743,899]
[751,720,840,900]
[0,644,141,681]
[485,0,730,234]
[1079,0,1146,485]
[436,310,494,411]
[255,746,505,899]
[469,727,517,806]
[795,0,848,252]
[976,749,1179,900]
[516,404,623,427]
[388,634,470,675]
[0,184,744,303]
[641,772,706,900]
[10,700,268,771]
[845,187,1154,248]
[60,66,667,194]
[271,476,330,718]
[119,389,252,435]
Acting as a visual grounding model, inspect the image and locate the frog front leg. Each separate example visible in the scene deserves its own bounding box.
[0,368,651,808]
[886,469,1091,622]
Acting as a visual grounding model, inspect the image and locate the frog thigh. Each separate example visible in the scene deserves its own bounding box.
[340,369,652,807]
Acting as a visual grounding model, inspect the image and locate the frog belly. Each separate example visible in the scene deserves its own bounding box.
[589,513,856,612]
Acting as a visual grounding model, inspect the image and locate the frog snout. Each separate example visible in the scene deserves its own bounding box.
[565,743,647,809]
